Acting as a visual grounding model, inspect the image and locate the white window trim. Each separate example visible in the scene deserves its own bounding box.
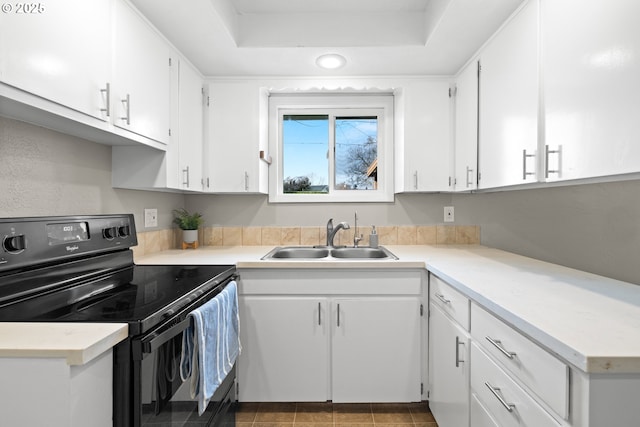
[268,94,394,203]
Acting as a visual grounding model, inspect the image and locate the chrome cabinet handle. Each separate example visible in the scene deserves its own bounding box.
[466,166,474,188]
[545,145,561,178]
[337,303,341,327]
[244,171,249,191]
[455,336,464,367]
[318,302,321,325]
[485,382,515,412]
[413,171,418,190]
[486,336,516,359]
[183,166,190,187]
[522,149,535,180]
[100,83,110,117]
[434,293,451,304]
[121,94,130,125]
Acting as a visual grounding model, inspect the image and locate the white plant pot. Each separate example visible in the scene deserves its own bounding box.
[182,229,198,244]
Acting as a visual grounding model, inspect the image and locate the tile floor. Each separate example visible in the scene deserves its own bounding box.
[236,402,438,427]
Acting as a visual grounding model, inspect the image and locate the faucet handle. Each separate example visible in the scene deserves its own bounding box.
[326,218,334,246]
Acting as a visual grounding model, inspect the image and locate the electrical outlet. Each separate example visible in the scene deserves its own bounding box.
[444,206,455,223]
[144,208,158,228]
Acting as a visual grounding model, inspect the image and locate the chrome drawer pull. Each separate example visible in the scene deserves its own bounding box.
[100,82,110,117]
[485,382,515,412]
[466,166,474,187]
[434,293,451,304]
[455,336,464,367]
[486,336,517,359]
[522,149,535,180]
[121,94,130,125]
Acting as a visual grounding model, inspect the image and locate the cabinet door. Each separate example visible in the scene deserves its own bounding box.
[205,81,268,193]
[478,0,539,189]
[331,298,421,402]
[396,81,452,192]
[429,303,470,427]
[542,0,640,181]
[112,0,171,145]
[177,59,204,191]
[454,60,479,191]
[237,297,329,402]
[470,394,500,427]
[0,0,111,120]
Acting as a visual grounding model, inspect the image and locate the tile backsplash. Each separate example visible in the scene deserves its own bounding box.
[132,225,480,258]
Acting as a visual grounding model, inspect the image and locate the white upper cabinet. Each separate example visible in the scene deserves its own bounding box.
[0,0,111,121]
[395,81,452,192]
[176,59,204,191]
[204,81,268,193]
[111,53,205,192]
[478,0,539,189]
[542,0,640,182]
[112,0,172,145]
[453,59,479,191]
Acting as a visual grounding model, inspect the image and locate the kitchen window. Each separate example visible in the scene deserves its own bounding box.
[268,94,394,202]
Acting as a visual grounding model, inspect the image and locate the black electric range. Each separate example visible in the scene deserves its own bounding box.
[0,214,237,427]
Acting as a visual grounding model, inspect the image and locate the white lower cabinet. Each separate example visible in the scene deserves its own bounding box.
[471,303,568,419]
[428,303,470,427]
[471,343,560,427]
[0,350,113,427]
[471,393,500,427]
[237,268,423,403]
[238,297,329,401]
[332,298,421,402]
[428,274,471,427]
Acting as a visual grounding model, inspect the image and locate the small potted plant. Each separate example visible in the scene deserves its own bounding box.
[173,208,203,246]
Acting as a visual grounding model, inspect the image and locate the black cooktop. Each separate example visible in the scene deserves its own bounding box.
[0,263,235,335]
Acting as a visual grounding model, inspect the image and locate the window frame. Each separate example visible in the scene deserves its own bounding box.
[268,94,394,203]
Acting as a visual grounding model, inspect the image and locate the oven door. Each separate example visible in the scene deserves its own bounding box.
[114,284,237,427]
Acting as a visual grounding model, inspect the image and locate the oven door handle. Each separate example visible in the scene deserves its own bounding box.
[141,316,192,355]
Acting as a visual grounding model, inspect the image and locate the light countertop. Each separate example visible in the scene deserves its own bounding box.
[136,244,640,374]
[0,323,128,366]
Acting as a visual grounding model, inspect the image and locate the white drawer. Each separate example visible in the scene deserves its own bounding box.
[471,343,561,427]
[471,393,500,427]
[471,303,568,419]
[430,274,470,330]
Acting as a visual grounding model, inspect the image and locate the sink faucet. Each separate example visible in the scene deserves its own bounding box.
[326,218,350,247]
[353,211,363,247]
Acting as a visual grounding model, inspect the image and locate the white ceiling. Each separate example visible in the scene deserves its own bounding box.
[130,0,524,77]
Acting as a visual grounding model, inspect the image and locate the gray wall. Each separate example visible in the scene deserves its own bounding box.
[0,117,185,230]
[452,180,640,285]
[185,193,454,228]
[186,180,640,285]
[3,116,638,286]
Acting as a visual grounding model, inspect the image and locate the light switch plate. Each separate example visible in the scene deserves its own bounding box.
[444,206,454,222]
[144,208,158,228]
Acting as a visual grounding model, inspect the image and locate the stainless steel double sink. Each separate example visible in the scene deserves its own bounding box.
[261,246,398,260]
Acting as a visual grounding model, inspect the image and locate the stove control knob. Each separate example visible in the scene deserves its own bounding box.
[3,235,26,253]
[118,225,131,238]
[102,227,117,240]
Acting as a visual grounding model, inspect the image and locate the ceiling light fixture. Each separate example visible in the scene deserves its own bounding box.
[316,53,347,70]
